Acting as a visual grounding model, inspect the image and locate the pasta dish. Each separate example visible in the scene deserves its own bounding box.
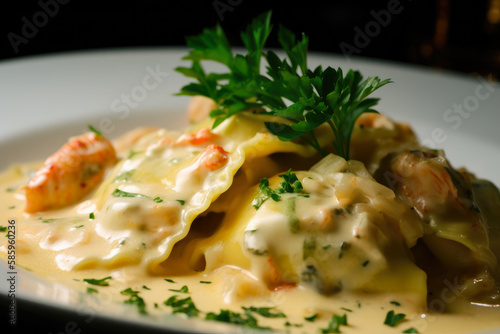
[1,11,499,334]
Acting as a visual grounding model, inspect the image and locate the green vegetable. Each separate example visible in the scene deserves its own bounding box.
[304,314,318,322]
[168,285,189,293]
[86,287,98,294]
[242,306,286,318]
[121,288,147,315]
[321,313,348,333]
[0,226,7,232]
[252,170,305,209]
[88,125,102,136]
[112,188,163,204]
[83,276,112,286]
[205,309,270,330]
[176,11,391,159]
[403,328,419,333]
[89,212,95,219]
[384,310,406,327]
[164,295,200,317]
[114,169,136,181]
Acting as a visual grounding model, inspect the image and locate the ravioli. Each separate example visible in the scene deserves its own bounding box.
[44,113,319,272]
[169,154,428,306]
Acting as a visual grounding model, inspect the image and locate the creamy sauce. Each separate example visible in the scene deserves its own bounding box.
[1,161,500,334]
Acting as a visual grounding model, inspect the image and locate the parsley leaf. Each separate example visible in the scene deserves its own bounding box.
[305,314,318,322]
[243,306,286,318]
[403,328,419,333]
[121,288,147,315]
[0,226,7,232]
[88,125,102,136]
[384,310,406,327]
[164,295,200,317]
[86,287,98,294]
[205,309,270,330]
[252,170,305,209]
[321,313,348,333]
[176,11,391,160]
[112,189,164,204]
[168,285,189,293]
[83,276,112,286]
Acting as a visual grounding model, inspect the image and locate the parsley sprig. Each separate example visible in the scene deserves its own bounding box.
[176,11,391,159]
[252,169,305,209]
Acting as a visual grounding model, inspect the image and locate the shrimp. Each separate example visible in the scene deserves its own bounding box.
[175,127,218,146]
[196,144,228,170]
[23,132,117,213]
[376,150,470,214]
[186,96,216,123]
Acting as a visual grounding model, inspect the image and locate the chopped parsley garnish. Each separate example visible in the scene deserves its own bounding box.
[8,205,15,209]
[252,170,305,209]
[112,188,163,204]
[321,313,348,333]
[403,328,419,333]
[176,11,390,160]
[0,226,7,232]
[176,199,186,205]
[74,225,84,229]
[340,307,352,313]
[285,322,303,327]
[121,288,147,315]
[205,309,270,330]
[127,150,142,159]
[89,212,95,219]
[384,310,406,327]
[164,295,200,317]
[200,281,212,284]
[390,301,401,306]
[111,188,146,199]
[164,278,176,283]
[305,314,318,322]
[88,125,102,136]
[362,260,370,267]
[243,306,286,318]
[38,217,56,223]
[86,287,98,294]
[142,285,151,290]
[114,169,136,181]
[83,276,112,286]
[168,285,189,293]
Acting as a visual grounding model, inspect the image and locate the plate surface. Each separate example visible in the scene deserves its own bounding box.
[0,48,499,333]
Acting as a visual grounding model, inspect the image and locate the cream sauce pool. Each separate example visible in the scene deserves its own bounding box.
[1,162,500,334]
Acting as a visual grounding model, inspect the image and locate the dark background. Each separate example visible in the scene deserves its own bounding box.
[1,0,500,79]
[1,0,500,333]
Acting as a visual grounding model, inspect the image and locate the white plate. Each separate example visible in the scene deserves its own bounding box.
[0,48,499,333]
